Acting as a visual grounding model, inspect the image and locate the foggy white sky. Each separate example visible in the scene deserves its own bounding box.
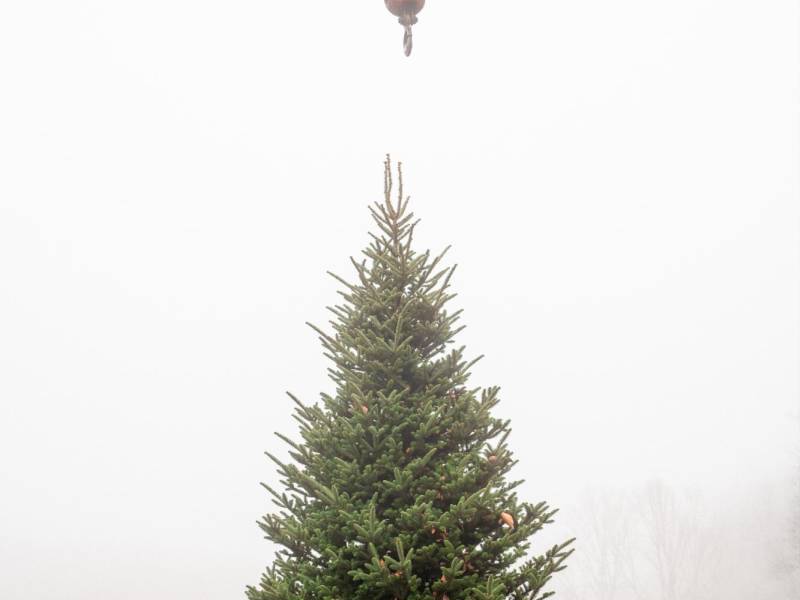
[0,2,798,599]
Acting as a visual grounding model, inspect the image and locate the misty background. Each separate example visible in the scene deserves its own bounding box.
[0,1,798,599]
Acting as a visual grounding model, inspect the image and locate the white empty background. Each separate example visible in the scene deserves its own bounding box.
[0,1,797,599]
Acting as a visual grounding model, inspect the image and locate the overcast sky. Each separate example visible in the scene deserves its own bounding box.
[1,2,798,599]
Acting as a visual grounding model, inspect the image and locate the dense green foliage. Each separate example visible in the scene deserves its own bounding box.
[248,159,573,600]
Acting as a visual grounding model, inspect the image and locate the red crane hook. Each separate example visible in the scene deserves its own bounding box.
[385,0,425,56]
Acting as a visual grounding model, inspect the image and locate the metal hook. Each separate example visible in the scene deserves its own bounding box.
[403,25,413,56]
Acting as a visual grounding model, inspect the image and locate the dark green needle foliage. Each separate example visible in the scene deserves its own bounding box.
[248,158,574,600]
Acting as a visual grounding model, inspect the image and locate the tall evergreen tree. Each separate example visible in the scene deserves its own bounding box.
[248,158,573,600]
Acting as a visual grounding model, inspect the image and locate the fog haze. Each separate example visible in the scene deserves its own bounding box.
[0,1,797,599]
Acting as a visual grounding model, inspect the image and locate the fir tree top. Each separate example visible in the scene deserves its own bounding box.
[248,157,573,600]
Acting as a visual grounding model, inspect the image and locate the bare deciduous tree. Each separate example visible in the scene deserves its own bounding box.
[579,489,632,600]
[627,481,714,600]
[560,478,798,600]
